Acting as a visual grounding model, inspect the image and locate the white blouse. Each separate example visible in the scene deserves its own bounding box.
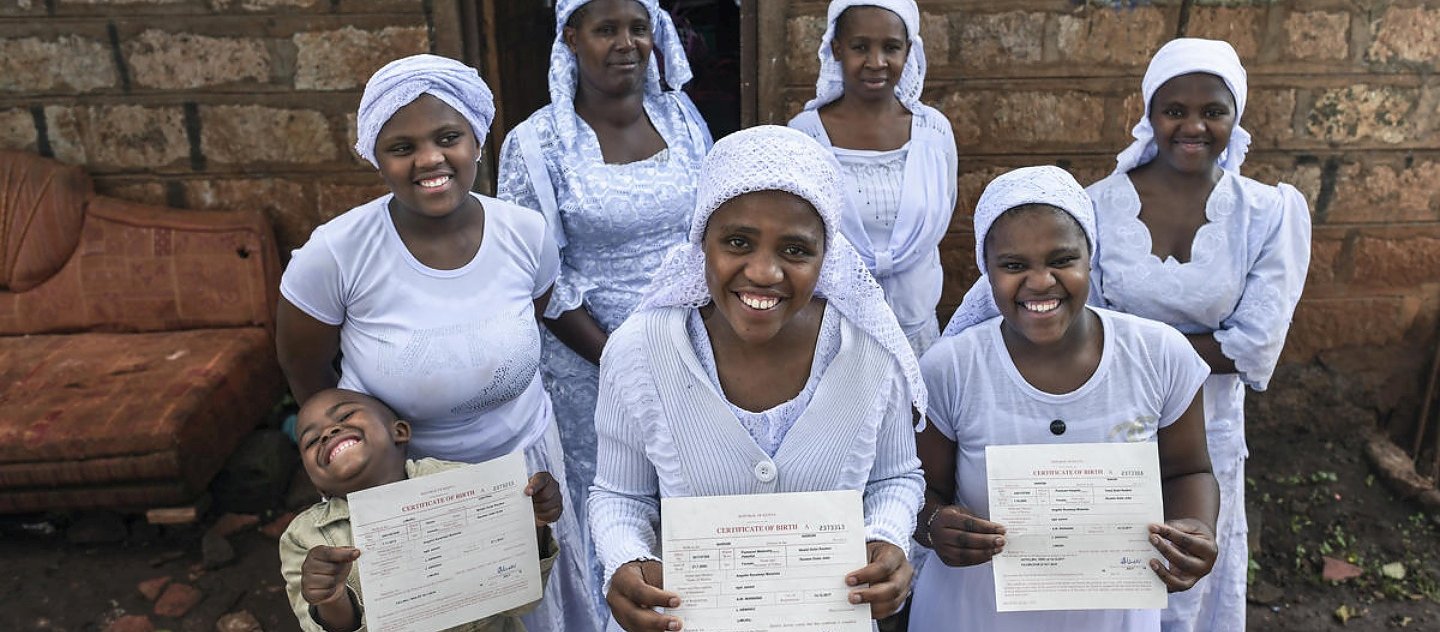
[834,145,908,252]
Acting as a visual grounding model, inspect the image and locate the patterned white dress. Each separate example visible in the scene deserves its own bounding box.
[497,91,710,615]
[1088,170,1311,632]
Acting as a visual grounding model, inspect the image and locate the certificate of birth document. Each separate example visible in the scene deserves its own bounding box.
[662,489,870,632]
[348,451,540,632]
[986,442,1168,612]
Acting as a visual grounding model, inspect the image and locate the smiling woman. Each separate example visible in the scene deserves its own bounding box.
[274,54,603,631]
[589,125,926,631]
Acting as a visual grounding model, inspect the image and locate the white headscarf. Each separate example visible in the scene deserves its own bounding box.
[548,0,693,152]
[940,166,1097,338]
[637,125,926,418]
[804,0,926,111]
[1114,37,1251,174]
[354,54,495,168]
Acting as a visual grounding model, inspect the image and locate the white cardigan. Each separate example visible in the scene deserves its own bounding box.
[588,306,925,585]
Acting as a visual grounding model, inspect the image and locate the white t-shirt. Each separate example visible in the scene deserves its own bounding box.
[280,193,561,463]
[909,307,1210,632]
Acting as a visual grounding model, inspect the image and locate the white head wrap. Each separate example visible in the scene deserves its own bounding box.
[549,0,693,150]
[1114,37,1251,175]
[637,125,927,418]
[940,166,1097,338]
[804,0,926,111]
[354,54,495,169]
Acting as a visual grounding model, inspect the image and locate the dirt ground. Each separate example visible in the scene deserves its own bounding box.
[4,370,1440,631]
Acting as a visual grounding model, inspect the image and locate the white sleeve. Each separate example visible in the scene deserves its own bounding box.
[587,331,663,589]
[862,372,926,554]
[1213,184,1312,391]
[533,219,561,299]
[919,341,962,442]
[279,226,345,326]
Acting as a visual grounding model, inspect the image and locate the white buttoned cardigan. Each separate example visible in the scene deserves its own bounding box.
[588,306,925,586]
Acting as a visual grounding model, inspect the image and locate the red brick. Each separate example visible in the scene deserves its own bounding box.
[215,610,263,632]
[103,614,155,632]
[93,179,168,206]
[1284,296,1414,362]
[952,166,1010,231]
[1284,11,1350,62]
[955,12,1044,72]
[259,511,296,539]
[0,107,36,152]
[0,0,44,16]
[1368,6,1440,66]
[293,26,430,91]
[317,181,389,222]
[1055,7,1167,67]
[1328,161,1440,224]
[43,105,188,169]
[1350,234,1440,289]
[1307,236,1343,287]
[1305,85,1420,144]
[1242,159,1321,212]
[939,230,979,307]
[200,105,338,165]
[123,29,271,90]
[1187,7,1264,61]
[137,576,170,601]
[211,0,321,10]
[990,91,1105,145]
[184,177,315,251]
[786,15,827,79]
[920,12,948,66]
[935,89,981,147]
[1244,89,1297,147]
[0,35,116,93]
[153,582,203,618]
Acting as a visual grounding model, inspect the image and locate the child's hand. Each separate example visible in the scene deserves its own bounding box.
[607,560,682,631]
[301,545,360,606]
[1148,519,1218,592]
[526,471,563,526]
[845,541,912,619]
[928,505,1006,567]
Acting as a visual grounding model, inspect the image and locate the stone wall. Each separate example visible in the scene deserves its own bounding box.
[764,0,1440,443]
[0,0,465,253]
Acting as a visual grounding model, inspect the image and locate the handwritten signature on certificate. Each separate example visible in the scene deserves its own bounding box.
[348,452,541,632]
[661,490,871,632]
[986,442,1168,612]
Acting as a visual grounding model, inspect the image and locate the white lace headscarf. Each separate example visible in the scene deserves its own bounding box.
[940,166,1097,338]
[1114,37,1251,175]
[549,0,693,152]
[804,0,926,111]
[354,54,495,168]
[637,125,927,420]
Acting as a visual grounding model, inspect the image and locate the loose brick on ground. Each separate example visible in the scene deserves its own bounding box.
[153,583,203,618]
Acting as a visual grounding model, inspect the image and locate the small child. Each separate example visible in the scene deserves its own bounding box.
[908,166,1221,631]
[280,388,563,632]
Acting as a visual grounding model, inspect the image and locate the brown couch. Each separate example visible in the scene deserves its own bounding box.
[0,150,284,513]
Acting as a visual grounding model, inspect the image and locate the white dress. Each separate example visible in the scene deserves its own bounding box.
[788,105,957,356]
[497,91,710,617]
[279,194,601,630]
[909,308,1211,632]
[1087,171,1311,632]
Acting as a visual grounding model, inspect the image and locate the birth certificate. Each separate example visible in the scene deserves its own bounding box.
[348,451,540,632]
[662,490,870,632]
[986,442,1167,612]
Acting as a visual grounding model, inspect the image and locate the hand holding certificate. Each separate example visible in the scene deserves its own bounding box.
[347,451,541,632]
[659,490,873,632]
[986,442,1168,612]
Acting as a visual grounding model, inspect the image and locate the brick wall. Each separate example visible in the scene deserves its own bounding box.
[763,0,1440,442]
[0,0,467,254]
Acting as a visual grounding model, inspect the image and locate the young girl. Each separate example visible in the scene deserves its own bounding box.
[588,126,924,631]
[788,0,956,355]
[910,166,1220,630]
[276,54,601,630]
[1088,38,1311,632]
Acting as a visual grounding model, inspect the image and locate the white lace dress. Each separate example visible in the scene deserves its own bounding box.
[1088,170,1311,632]
[497,93,709,616]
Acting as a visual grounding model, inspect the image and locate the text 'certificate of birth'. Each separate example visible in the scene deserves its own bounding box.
[348,451,539,632]
[662,490,870,632]
[986,442,1167,612]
